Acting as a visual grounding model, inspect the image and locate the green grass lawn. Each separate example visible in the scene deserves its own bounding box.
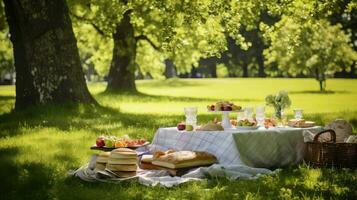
[0,78,356,200]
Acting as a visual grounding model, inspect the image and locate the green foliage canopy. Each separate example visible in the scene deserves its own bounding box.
[68,0,277,76]
[0,1,13,75]
[262,0,357,90]
[0,28,13,74]
[73,23,113,77]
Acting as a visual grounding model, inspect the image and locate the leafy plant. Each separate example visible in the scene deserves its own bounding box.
[265,90,292,119]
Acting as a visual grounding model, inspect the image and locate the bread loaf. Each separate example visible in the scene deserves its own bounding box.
[197,123,224,131]
[152,150,217,169]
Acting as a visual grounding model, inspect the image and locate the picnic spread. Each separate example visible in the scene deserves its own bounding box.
[71,96,357,187]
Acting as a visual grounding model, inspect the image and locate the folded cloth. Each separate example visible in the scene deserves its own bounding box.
[70,155,275,187]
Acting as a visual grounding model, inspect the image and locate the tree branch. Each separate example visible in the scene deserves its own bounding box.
[135,35,160,51]
[69,11,106,36]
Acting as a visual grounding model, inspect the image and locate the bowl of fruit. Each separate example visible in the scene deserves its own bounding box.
[207,101,242,112]
[235,119,258,130]
[92,135,149,151]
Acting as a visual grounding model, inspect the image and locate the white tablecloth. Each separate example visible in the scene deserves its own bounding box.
[150,128,244,166]
[149,127,322,168]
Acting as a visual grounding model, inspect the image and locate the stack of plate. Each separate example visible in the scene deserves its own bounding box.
[106,148,138,177]
[95,152,110,171]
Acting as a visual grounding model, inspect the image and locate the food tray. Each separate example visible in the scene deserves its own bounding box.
[90,142,150,151]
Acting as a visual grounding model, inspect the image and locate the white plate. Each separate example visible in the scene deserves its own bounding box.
[236,126,259,130]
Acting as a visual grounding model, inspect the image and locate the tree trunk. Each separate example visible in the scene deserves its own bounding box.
[164,59,177,79]
[319,80,327,92]
[209,64,217,78]
[257,54,265,77]
[351,61,356,78]
[190,67,198,78]
[319,80,323,91]
[3,0,96,110]
[106,11,137,92]
[242,64,248,77]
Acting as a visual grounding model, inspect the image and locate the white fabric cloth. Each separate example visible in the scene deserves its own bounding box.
[71,126,321,187]
[150,127,321,168]
[233,127,321,168]
[150,128,244,166]
[70,155,273,187]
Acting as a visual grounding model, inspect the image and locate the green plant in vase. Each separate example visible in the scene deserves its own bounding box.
[265,90,292,120]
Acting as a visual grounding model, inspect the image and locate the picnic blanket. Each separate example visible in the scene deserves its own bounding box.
[71,127,320,187]
[70,155,273,187]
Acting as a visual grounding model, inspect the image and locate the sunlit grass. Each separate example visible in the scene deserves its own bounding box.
[0,78,356,199]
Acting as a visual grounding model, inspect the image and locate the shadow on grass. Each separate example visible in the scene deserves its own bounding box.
[0,147,55,200]
[0,103,225,139]
[55,164,357,199]
[137,78,206,88]
[0,95,15,101]
[0,103,180,138]
[1,103,357,139]
[98,90,258,102]
[290,90,350,94]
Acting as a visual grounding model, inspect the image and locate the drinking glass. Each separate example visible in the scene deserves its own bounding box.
[256,106,265,126]
[237,112,244,121]
[184,107,198,128]
[244,106,254,121]
[294,109,303,119]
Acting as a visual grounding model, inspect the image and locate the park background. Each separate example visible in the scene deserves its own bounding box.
[0,0,357,200]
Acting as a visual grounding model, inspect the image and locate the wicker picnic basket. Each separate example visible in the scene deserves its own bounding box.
[305,129,357,168]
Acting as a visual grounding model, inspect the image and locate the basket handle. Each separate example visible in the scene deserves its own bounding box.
[313,129,336,143]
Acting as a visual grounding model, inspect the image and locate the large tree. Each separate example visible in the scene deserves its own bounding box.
[3,0,96,109]
[264,13,357,91]
[70,0,271,92]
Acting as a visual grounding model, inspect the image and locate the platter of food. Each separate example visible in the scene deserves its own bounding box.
[288,119,315,128]
[234,119,259,130]
[207,101,243,130]
[91,135,149,151]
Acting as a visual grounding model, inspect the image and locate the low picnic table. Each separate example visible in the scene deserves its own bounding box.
[149,126,322,168]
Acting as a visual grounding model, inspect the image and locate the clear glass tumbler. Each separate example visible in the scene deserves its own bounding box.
[256,106,265,126]
[293,109,303,119]
[184,107,198,128]
[244,106,254,121]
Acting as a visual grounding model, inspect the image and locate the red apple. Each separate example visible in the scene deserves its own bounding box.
[177,122,186,131]
[96,136,105,147]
